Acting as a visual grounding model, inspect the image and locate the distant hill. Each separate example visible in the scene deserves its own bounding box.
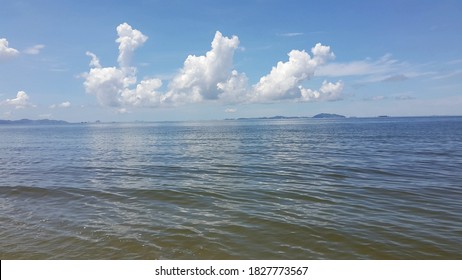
[0,119,69,125]
[312,113,346,119]
[230,114,347,121]
[236,115,305,120]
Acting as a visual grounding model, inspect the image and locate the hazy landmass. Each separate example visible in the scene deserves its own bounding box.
[0,119,69,125]
[230,113,346,120]
[312,113,346,118]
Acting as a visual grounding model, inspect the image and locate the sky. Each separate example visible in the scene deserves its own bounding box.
[1,0,461,122]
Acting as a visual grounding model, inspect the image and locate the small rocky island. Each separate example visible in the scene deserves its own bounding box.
[312,113,346,118]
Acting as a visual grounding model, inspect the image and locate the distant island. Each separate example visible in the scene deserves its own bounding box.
[2,114,348,125]
[236,115,302,120]
[312,113,346,118]
[0,119,69,125]
[231,113,346,121]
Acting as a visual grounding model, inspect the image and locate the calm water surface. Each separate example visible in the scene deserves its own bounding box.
[1,117,461,259]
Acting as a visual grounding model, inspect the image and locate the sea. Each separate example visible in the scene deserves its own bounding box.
[1,116,461,259]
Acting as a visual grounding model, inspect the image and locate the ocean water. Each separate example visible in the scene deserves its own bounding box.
[1,117,461,259]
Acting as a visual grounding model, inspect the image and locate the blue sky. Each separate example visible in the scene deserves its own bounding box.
[1,0,461,122]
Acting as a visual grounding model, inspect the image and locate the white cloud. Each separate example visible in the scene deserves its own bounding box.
[0,40,44,60]
[85,51,101,68]
[116,22,148,68]
[252,43,337,102]
[83,66,127,107]
[117,108,129,114]
[165,31,242,103]
[431,69,462,80]
[2,91,35,109]
[372,95,386,101]
[217,70,249,104]
[225,108,237,113]
[311,43,336,64]
[316,53,414,84]
[278,32,304,37]
[120,77,164,107]
[395,94,415,100]
[317,60,378,77]
[83,23,163,108]
[83,23,345,109]
[23,44,45,55]
[0,38,19,61]
[300,80,344,102]
[50,101,71,109]
[165,34,341,105]
[316,53,442,88]
[60,101,71,108]
[381,74,408,82]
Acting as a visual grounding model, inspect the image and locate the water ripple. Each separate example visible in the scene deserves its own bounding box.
[1,117,462,259]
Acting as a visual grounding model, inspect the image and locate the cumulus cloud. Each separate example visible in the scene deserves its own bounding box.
[300,80,344,102]
[121,77,164,107]
[0,38,19,61]
[50,101,71,109]
[84,26,246,108]
[252,43,336,102]
[85,51,101,68]
[166,31,242,103]
[116,22,148,68]
[23,44,45,55]
[217,70,249,104]
[83,23,344,109]
[83,66,127,106]
[83,23,163,108]
[1,91,35,109]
